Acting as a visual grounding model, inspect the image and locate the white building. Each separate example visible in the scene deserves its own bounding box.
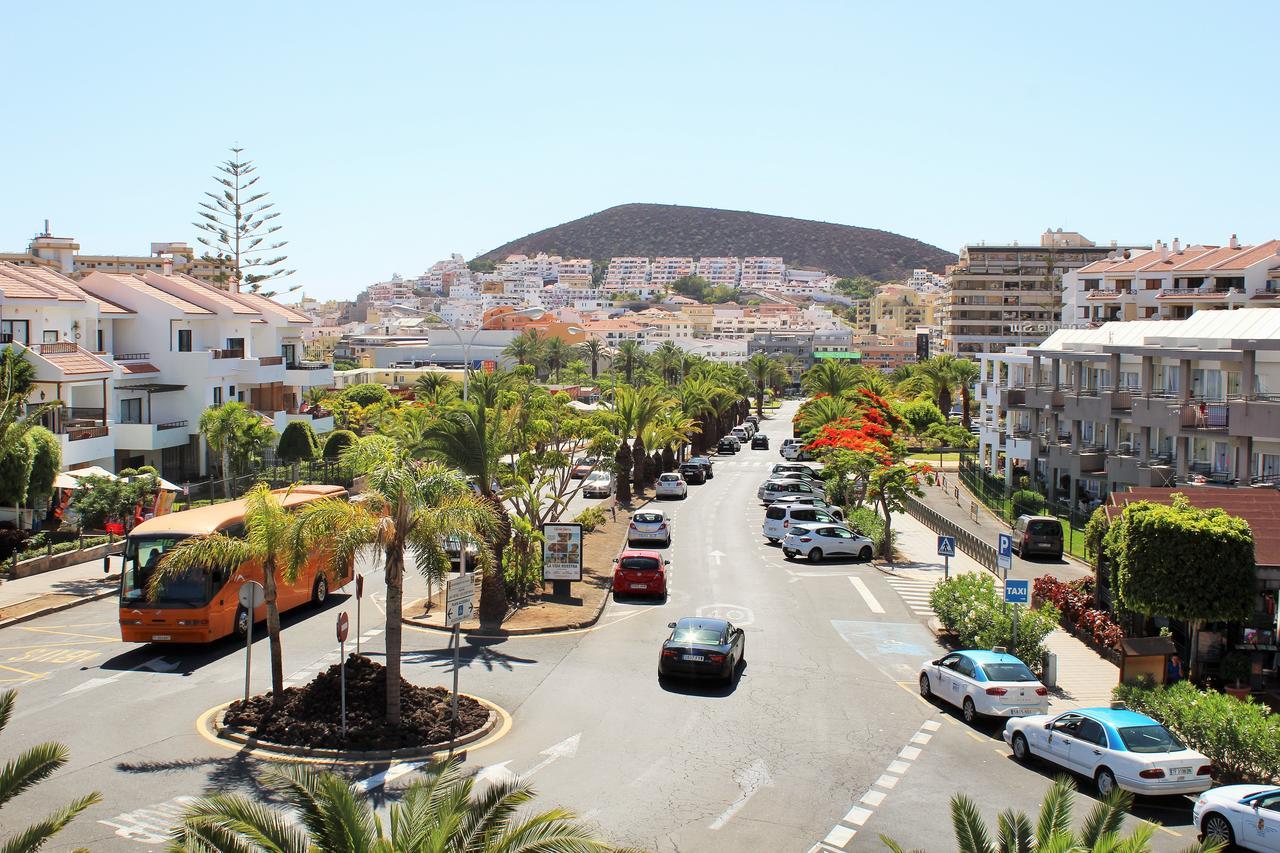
[740,257,786,290]
[603,257,650,290]
[649,257,695,288]
[554,258,593,283]
[695,257,740,288]
[367,275,417,306]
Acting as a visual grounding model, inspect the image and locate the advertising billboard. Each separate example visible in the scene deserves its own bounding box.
[542,522,583,581]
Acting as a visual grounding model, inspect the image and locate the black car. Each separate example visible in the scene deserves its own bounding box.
[658,617,745,684]
[751,434,769,450]
[678,462,706,484]
[688,456,714,479]
[717,437,738,454]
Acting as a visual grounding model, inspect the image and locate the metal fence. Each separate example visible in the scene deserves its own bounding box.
[902,494,998,575]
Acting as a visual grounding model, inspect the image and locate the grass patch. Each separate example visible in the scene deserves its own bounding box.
[907,452,961,463]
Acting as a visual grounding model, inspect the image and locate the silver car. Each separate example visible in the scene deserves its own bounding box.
[628,509,671,547]
[581,470,613,498]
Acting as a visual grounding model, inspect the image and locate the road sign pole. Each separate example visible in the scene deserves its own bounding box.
[339,636,347,738]
[1003,563,1008,616]
[944,554,949,581]
[1012,604,1019,653]
[355,574,364,657]
[244,607,253,705]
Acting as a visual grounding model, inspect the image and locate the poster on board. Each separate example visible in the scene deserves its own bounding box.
[542,522,583,581]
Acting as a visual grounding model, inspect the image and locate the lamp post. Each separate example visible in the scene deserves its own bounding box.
[435,306,547,402]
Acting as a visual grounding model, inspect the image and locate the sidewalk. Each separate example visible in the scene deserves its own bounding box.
[885,508,1119,711]
[0,558,120,627]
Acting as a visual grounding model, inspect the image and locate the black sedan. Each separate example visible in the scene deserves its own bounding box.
[658,617,745,684]
[717,437,738,454]
[678,462,706,484]
[751,434,769,449]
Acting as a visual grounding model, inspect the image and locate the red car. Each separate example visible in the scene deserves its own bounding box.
[613,548,669,599]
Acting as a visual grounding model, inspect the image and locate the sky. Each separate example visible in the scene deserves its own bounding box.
[3,1,1278,302]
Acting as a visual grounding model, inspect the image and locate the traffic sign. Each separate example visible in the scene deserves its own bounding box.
[336,611,349,643]
[997,532,1013,572]
[936,536,956,558]
[1004,579,1030,605]
[237,581,264,610]
[445,575,476,627]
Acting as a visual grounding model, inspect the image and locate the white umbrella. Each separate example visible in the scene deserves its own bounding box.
[122,474,181,492]
[53,466,118,489]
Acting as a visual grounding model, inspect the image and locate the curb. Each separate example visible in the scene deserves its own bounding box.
[198,694,509,764]
[0,588,117,631]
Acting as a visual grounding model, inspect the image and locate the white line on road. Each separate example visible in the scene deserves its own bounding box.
[848,578,885,614]
[354,760,424,793]
[62,657,177,695]
[709,758,772,830]
[474,733,583,788]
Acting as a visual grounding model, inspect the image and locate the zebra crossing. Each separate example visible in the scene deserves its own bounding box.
[883,575,938,619]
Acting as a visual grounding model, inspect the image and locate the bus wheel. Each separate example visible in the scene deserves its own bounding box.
[312,574,328,606]
[234,606,250,639]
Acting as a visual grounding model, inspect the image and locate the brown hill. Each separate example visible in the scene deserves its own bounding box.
[476,203,954,279]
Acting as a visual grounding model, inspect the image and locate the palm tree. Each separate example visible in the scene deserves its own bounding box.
[152,484,315,707]
[950,357,981,431]
[652,341,684,385]
[295,445,496,724]
[502,327,548,371]
[466,368,513,409]
[199,401,263,500]
[801,360,861,398]
[543,336,573,383]
[880,775,1223,853]
[615,340,644,386]
[901,354,958,417]
[168,758,636,853]
[796,395,856,435]
[418,398,515,624]
[615,386,669,492]
[856,371,896,399]
[744,353,784,417]
[413,371,456,405]
[579,338,607,379]
[0,689,101,852]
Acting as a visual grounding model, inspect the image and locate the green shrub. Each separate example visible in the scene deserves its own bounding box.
[573,506,608,533]
[1113,679,1280,784]
[323,429,357,460]
[845,506,891,555]
[340,383,391,407]
[277,420,319,464]
[1011,489,1046,517]
[17,535,110,563]
[930,572,1060,669]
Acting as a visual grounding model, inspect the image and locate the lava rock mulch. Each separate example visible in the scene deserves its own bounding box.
[222,654,488,751]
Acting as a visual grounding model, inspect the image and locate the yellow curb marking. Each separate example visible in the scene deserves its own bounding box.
[0,662,45,677]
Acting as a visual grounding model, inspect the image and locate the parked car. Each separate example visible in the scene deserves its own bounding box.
[678,462,707,484]
[1194,785,1280,851]
[781,441,814,461]
[613,548,669,600]
[781,523,873,562]
[442,535,480,571]
[688,456,714,479]
[581,470,614,498]
[751,434,769,450]
[717,437,739,454]
[772,462,820,479]
[658,617,745,684]
[570,456,598,479]
[765,494,845,521]
[731,426,751,443]
[1003,708,1214,797]
[746,415,760,426]
[758,477,826,505]
[628,509,672,547]
[1012,514,1064,559]
[763,504,843,544]
[655,472,688,500]
[918,650,1049,724]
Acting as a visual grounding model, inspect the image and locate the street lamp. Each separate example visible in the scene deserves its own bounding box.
[436,306,547,402]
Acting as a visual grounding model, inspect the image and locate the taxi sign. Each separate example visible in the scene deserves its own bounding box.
[1004,579,1030,605]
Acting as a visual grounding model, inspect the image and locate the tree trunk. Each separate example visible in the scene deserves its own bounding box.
[632,436,646,493]
[756,385,764,418]
[478,493,510,625]
[960,387,972,431]
[615,441,632,504]
[590,356,598,380]
[939,387,953,419]
[662,446,675,473]
[878,496,893,560]
[384,542,405,725]
[262,556,285,707]
[222,448,232,500]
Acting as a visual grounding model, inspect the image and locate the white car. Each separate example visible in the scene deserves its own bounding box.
[771,462,820,480]
[763,503,843,543]
[731,426,750,443]
[918,650,1049,723]
[655,472,688,500]
[781,523,873,562]
[765,494,845,522]
[781,441,802,460]
[780,438,802,458]
[581,470,613,498]
[628,509,671,547]
[1194,785,1280,851]
[758,478,826,504]
[1003,708,1214,797]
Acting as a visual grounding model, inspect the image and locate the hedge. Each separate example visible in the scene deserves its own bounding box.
[930,572,1060,669]
[573,506,608,533]
[1011,489,1046,517]
[323,429,357,460]
[1113,679,1280,784]
[16,535,110,563]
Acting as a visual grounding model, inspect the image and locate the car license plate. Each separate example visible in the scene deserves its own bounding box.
[151,635,171,641]
[684,655,704,662]
[1169,767,1191,777]
[1009,708,1035,716]
[630,583,647,589]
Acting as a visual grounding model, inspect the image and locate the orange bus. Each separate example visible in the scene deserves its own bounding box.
[118,484,351,644]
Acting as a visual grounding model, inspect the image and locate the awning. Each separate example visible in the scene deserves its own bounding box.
[53,466,118,489]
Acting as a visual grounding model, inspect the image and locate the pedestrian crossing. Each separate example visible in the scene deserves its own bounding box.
[883,576,938,620]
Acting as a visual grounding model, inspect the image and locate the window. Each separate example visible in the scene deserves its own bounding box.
[1076,719,1108,747]
[226,337,244,352]
[953,657,977,679]
[281,344,297,365]
[42,330,58,344]
[213,386,223,406]
[979,662,1037,682]
[120,399,142,424]
[1116,725,1184,753]
[1,320,29,344]
[177,329,192,352]
[97,329,104,352]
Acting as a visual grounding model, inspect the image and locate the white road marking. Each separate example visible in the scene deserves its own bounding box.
[99,795,199,844]
[473,760,514,786]
[886,760,911,774]
[843,805,873,825]
[910,732,932,745]
[708,758,772,830]
[848,578,885,614]
[63,656,176,695]
[874,774,899,790]
[354,760,424,793]
[823,825,857,848]
[861,789,886,806]
[474,733,583,788]
[921,720,941,732]
[898,745,921,760]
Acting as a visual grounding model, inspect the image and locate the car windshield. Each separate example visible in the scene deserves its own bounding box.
[1117,724,1185,753]
[672,627,725,645]
[619,557,659,571]
[586,472,609,482]
[634,513,664,524]
[980,662,1037,682]
[1027,521,1061,536]
[121,535,211,606]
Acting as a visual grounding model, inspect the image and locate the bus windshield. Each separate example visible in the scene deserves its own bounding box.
[121,535,210,606]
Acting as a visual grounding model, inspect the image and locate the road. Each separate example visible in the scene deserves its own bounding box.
[1,402,1197,851]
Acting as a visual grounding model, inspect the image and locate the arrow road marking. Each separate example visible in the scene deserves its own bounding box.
[473,733,582,788]
[708,550,725,565]
[62,657,177,695]
[353,760,424,794]
[472,760,514,786]
[709,758,772,830]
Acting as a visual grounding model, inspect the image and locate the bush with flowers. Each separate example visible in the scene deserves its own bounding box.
[930,572,1061,671]
[1033,575,1124,655]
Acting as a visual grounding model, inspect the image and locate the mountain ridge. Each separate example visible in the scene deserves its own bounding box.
[476,203,955,280]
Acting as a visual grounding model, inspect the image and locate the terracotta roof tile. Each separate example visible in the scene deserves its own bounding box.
[165,274,259,315]
[232,291,313,324]
[40,346,113,376]
[119,362,160,374]
[1207,239,1280,271]
[1170,246,1243,272]
[0,262,70,300]
[1132,246,1218,273]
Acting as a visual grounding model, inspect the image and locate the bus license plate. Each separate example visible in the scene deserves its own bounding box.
[151,635,171,641]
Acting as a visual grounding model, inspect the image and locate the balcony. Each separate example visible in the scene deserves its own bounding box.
[1131,394,1182,430]
[1108,390,1132,411]
[259,355,285,366]
[1228,396,1280,439]
[114,352,150,362]
[113,420,192,451]
[284,361,335,387]
[1177,401,1229,431]
[210,348,244,360]
[1024,385,1065,409]
[1000,388,1026,408]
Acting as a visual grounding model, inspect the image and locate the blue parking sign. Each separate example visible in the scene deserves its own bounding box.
[1004,579,1029,604]
[997,533,1012,558]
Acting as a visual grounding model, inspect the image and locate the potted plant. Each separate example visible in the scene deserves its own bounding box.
[1219,651,1252,699]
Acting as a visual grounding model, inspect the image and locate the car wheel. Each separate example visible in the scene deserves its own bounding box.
[859,546,873,561]
[919,673,932,699]
[312,574,328,606]
[1094,767,1118,797]
[962,697,978,724]
[766,537,779,544]
[1011,732,1031,762]
[808,548,823,562]
[1201,813,1235,849]
[234,605,250,639]
[782,549,795,560]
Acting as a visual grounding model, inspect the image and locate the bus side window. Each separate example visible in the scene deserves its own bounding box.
[210,567,226,589]
[221,523,246,540]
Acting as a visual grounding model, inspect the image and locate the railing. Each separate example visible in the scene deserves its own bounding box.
[258,355,285,366]
[67,407,107,422]
[36,341,78,355]
[1177,402,1229,429]
[67,425,109,441]
[286,361,332,370]
[156,420,188,431]
[210,348,244,359]
[904,495,998,575]
[114,352,150,361]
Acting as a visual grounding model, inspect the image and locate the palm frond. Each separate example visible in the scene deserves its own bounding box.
[0,791,101,853]
[1078,785,1131,847]
[950,793,995,853]
[149,533,255,601]
[0,741,70,808]
[1033,776,1075,847]
[166,792,309,853]
[995,808,1034,853]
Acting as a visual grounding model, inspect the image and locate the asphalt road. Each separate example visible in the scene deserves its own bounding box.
[1,402,1198,851]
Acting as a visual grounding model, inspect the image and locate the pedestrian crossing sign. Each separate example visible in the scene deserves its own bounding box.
[936,536,956,558]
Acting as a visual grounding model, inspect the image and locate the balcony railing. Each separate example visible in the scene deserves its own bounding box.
[156,419,189,431]
[114,352,150,361]
[36,342,78,355]
[259,355,285,366]
[210,348,244,359]
[1178,402,1229,429]
[68,425,109,441]
[286,361,332,370]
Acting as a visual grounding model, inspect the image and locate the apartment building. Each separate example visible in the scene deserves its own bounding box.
[368,275,417,306]
[851,333,920,371]
[554,258,593,283]
[584,316,649,346]
[2,226,224,284]
[641,336,747,362]
[872,285,936,333]
[1064,237,1280,327]
[907,268,948,291]
[497,253,560,282]
[0,262,333,480]
[695,257,740,288]
[649,257,695,288]
[603,257,651,290]
[944,229,1142,355]
[740,257,786,290]
[975,309,1280,509]
[845,298,873,330]
[422,254,470,294]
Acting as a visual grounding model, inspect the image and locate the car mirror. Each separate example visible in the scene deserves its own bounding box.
[931,659,942,666]
[664,559,671,565]
[667,621,677,629]
[1043,723,1053,730]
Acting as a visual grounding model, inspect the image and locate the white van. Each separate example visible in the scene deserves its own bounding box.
[763,503,844,544]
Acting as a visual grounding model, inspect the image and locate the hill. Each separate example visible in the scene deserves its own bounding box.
[475,203,954,280]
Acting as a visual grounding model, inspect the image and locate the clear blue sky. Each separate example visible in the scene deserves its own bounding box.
[4,1,1277,301]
